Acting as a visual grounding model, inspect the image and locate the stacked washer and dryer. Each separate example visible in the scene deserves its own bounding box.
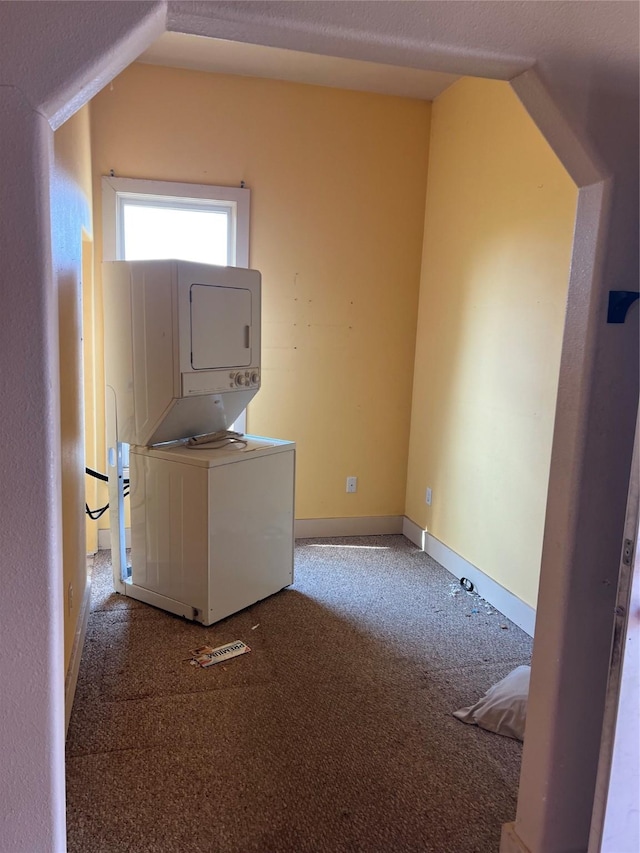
[103,259,295,625]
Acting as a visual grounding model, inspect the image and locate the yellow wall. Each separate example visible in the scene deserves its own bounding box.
[82,233,100,554]
[52,104,94,671]
[405,78,577,607]
[90,63,430,520]
[88,68,576,610]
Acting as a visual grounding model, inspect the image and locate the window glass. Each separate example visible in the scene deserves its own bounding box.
[122,204,229,265]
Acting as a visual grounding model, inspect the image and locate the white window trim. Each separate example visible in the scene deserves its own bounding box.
[101,176,250,267]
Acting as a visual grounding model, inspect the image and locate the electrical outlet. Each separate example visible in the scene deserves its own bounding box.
[346,476,357,493]
[426,487,432,506]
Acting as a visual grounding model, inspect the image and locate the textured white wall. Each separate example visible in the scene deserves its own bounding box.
[0,83,66,853]
[0,2,637,851]
[0,1,168,129]
[0,4,166,850]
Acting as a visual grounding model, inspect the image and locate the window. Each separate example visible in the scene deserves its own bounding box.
[101,176,250,266]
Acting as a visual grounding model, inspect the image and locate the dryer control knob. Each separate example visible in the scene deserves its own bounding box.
[251,372,260,385]
[235,374,247,386]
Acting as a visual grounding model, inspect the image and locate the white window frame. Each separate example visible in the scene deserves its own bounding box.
[101,176,250,266]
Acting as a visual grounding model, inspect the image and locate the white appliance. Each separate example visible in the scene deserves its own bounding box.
[129,438,294,624]
[103,259,295,625]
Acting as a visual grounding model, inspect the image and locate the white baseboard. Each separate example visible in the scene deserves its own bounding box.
[500,823,532,853]
[402,517,428,550]
[98,527,131,550]
[65,562,92,734]
[403,519,536,637]
[294,516,404,538]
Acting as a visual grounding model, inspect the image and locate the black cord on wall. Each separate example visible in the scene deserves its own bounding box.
[85,466,129,519]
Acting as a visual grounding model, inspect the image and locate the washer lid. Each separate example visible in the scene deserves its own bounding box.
[133,435,295,468]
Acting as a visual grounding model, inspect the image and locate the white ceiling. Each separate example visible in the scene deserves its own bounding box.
[138,31,460,100]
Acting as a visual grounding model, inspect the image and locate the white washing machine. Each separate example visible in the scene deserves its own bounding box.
[128,436,295,625]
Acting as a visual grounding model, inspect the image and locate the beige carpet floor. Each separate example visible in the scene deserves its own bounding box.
[66,534,533,853]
